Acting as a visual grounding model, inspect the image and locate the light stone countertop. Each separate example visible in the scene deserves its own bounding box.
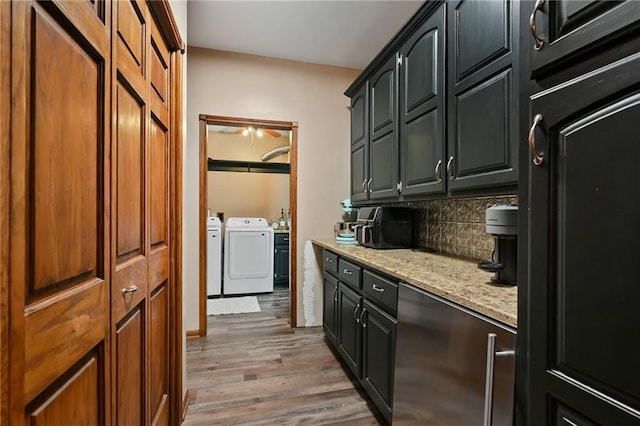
[312,239,517,328]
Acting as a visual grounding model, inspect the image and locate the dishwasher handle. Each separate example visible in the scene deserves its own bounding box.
[483,333,516,426]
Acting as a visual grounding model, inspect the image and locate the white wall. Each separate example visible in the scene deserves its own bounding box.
[186,48,359,328]
[167,0,188,403]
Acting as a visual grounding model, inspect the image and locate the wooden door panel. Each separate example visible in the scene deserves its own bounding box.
[116,0,145,83]
[150,25,169,107]
[148,247,169,292]
[116,307,144,425]
[25,280,107,403]
[115,81,145,262]
[9,0,111,423]
[149,117,168,249]
[31,4,101,298]
[30,353,102,425]
[149,284,169,425]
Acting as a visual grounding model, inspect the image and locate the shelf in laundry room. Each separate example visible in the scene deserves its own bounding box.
[208,158,290,174]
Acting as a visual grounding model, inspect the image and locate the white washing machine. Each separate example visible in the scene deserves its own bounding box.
[223,217,274,295]
[207,216,222,297]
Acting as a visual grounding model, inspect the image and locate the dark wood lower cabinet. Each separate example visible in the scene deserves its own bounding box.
[322,250,397,424]
[323,274,338,345]
[361,300,396,421]
[337,284,362,378]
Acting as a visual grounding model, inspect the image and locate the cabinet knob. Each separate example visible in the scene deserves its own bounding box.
[529,0,545,50]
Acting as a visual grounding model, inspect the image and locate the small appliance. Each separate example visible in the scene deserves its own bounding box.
[355,207,413,249]
[478,204,517,285]
[335,198,358,245]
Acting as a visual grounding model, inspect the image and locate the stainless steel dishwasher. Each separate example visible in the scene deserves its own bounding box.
[393,283,516,425]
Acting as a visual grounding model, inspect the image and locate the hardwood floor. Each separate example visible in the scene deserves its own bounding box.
[184,288,384,425]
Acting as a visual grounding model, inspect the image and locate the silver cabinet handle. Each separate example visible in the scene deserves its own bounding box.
[529,0,545,50]
[354,303,361,323]
[446,156,454,181]
[528,114,544,166]
[343,269,352,275]
[361,179,367,190]
[434,159,442,183]
[122,285,138,294]
[325,257,333,263]
[359,307,367,328]
[366,178,372,193]
[333,287,338,303]
[372,284,385,293]
[483,333,516,426]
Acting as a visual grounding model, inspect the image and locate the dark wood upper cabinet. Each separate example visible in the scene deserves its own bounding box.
[528,0,640,78]
[369,56,399,200]
[399,4,446,196]
[346,0,520,203]
[350,83,369,202]
[447,0,519,191]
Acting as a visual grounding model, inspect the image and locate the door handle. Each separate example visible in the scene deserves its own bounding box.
[528,114,544,165]
[353,303,361,323]
[121,285,138,294]
[372,284,385,293]
[446,156,454,181]
[483,333,516,426]
[529,0,545,50]
[359,307,367,328]
[434,159,442,183]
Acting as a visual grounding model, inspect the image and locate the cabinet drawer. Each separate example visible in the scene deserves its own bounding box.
[338,258,362,290]
[275,233,289,246]
[363,270,398,316]
[323,250,338,277]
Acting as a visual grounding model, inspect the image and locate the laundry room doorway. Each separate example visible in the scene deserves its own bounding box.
[198,115,298,337]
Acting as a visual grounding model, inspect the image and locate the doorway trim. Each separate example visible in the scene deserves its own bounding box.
[198,115,298,337]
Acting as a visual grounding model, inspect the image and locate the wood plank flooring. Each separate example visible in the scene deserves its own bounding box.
[184,288,384,425]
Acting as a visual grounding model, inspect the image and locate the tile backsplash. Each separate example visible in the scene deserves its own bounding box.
[391,194,518,262]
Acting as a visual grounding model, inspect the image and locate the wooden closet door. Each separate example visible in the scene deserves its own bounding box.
[8,0,111,424]
[147,18,171,426]
[112,0,148,424]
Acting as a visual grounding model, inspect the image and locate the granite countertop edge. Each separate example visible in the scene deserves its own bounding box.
[312,239,517,329]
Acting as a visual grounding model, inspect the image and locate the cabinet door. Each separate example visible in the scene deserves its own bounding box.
[323,274,338,345]
[447,0,519,191]
[369,55,399,200]
[527,53,640,425]
[350,83,369,202]
[274,245,289,285]
[528,0,640,77]
[337,283,363,378]
[361,300,397,423]
[399,4,446,196]
[8,0,111,423]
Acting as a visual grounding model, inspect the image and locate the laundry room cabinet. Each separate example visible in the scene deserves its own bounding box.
[273,232,290,287]
[0,1,184,424]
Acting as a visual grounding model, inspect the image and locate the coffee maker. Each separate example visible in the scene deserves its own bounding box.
[478,204,517,285]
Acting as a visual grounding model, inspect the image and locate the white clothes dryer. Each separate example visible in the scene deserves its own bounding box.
[223,217,274,295]
[207,216,222,297]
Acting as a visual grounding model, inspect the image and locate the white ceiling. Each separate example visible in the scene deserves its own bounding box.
[187,1,423,69]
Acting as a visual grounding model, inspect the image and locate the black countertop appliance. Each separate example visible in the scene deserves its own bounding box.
[355,206,413,249]
[478,204,518,285]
